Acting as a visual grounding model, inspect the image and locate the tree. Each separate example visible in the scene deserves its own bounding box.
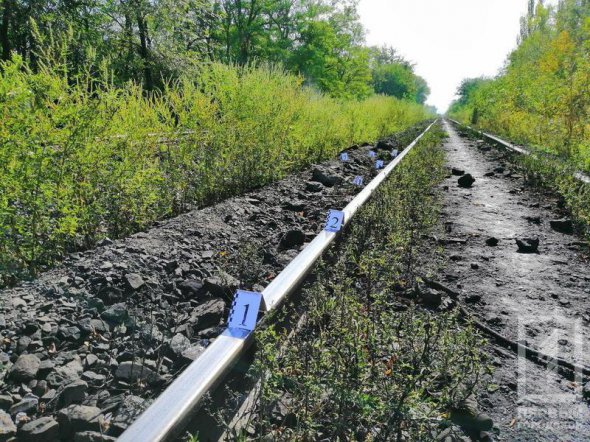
[368,46,430,104]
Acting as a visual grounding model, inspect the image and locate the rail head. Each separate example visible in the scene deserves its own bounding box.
[447,119,589,184]
[118,119,438,442]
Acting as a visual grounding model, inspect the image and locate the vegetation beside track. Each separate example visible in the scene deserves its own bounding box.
[0,57,431,285]
[448,0,590,172]
[218,124,487,441]
[448,0,590,234]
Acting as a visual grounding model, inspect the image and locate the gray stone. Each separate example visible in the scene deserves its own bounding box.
[58,325,82,341]
[79,318,110,334]
[177,280,204,297]
[18,416,59,441]
[81,371,106,384]
[99,261,113,271]
[0,396,12,411]
[124,273,144,290]
[168,333,190,357]
[8,354,40,381]
[550,218,573,234]
[305,181,323,192]
[38,359,55,378]
[416,286,442,308]
[17,336,32,353]
[280,230,305,249]
[515,237,539,253]
[203,271,239,297]
[180,345,206,364]
[192,298,225,330]
[0,410,16,440]
[9,396,38,415]
[115,361,161,384]
[101,303,128,324]
[41,390,57,403]
[56,405,102,439]
[46,358,83,387]
[450,396,493,432]
[85,354,99,368]
[458,173,475,188]
[74,431,117,442]
[111,395,148,432]
[97,238,113,247]
[59,380,88,407]
[311,167,342,187]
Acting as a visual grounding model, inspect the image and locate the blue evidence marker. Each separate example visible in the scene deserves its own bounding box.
[324,209,345,232]
[227,290,263,333]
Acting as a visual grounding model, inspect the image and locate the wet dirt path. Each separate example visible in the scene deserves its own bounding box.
[439,120,590,441]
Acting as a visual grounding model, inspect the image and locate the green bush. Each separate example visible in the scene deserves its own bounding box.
[232,126,486,440]
[448,1,590,172]
[0,57,431,284]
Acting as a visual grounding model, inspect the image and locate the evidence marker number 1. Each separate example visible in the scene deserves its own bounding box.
[340,152,349,162]
[228,290,263,333]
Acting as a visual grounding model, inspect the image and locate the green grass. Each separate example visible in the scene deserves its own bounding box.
[0,57,431,285]
[221,124,486,440]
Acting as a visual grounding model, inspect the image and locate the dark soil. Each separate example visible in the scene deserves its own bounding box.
[0,123,430,440]
[437,121,590,441]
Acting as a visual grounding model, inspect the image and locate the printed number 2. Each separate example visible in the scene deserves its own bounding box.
[324,209,344,233]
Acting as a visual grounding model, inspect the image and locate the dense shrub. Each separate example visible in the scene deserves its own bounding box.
[448,0,590,172]
[0,57,431,283]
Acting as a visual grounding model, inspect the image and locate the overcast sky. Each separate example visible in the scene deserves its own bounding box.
[358,0,558,112]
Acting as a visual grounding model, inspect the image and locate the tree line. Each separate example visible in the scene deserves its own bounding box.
[0,0,429,102]
[448,0,590,169]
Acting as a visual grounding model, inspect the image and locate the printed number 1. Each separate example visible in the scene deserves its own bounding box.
[228,290,263,334]
[241,304,249,326]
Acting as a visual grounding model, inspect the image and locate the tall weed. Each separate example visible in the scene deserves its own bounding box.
[0,57,431,284]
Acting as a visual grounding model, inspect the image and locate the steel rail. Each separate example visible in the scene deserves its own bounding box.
[118,119,438,442]
[448,118,590,184]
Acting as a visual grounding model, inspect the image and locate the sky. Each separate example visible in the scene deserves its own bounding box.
[358,0,559,113]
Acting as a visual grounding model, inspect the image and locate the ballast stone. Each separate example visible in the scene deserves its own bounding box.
[9,396,38,415]
[311,167,342,187]
[59,380,88,407]
[124,273,144,290]
[458,173,476,188]
[57,405,103,439]
[9,354,40,381]
[18,416,59,441]
[74,430,117,442]
[115,361,162,384]
[280,229,306,249]
[550,218,573,234]
[0,410,16,439]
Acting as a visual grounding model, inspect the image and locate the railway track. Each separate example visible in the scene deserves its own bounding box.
[118,121,438,441]
[448,119,590,184]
